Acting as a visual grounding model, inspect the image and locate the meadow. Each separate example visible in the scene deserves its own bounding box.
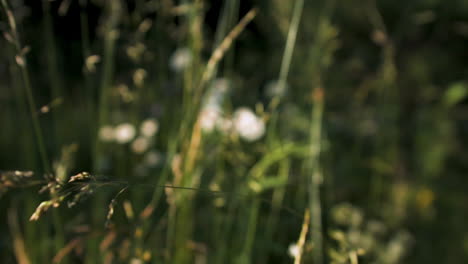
[1,0,468,263]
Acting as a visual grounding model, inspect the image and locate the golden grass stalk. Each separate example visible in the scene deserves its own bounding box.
[195,8,258,100]
[294,209,310,264]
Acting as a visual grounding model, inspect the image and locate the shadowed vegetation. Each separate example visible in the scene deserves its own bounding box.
[1,0,468,263]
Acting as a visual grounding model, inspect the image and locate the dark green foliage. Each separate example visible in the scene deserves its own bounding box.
[1,0,468,263]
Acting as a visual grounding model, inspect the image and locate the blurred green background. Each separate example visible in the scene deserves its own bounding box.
[1,0,468,263]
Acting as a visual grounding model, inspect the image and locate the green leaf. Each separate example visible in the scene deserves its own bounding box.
[443,82,468,107]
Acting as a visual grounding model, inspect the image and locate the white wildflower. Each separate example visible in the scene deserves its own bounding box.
[206,78,229,108]
[114,123,136,144]
[199,107,221,133]
[99,125,115,142]
[198,78,231,134]
[216,117,233,134]
[288,243,300,258]
[131,137,149,154]
[140,118,159,137]
[233,107,265,141]
[169,48,192,72]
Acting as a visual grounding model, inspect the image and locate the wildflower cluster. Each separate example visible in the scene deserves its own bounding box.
[198,78,266,141]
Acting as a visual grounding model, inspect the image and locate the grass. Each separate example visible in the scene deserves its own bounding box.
[1,0,468,263]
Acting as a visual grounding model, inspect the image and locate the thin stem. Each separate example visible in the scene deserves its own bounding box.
[1,0,50,173]
[41,0,63,100]
[94,0,121,172]
[241,1,304,261]
[277,0,304,93]
[79,0,94,139]
[309,87,324,264]
[294,209,310,264]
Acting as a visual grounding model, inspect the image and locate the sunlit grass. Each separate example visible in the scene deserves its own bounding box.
[1,0,467,263]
